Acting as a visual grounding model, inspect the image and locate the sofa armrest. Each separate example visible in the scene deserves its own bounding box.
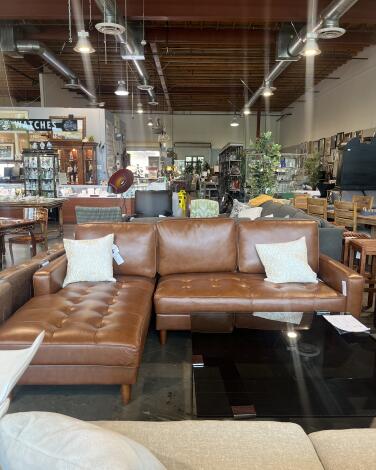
[33,255,67,296]
[318,253,364,317]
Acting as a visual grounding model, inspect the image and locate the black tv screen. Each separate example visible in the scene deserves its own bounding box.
[336,137,376,190]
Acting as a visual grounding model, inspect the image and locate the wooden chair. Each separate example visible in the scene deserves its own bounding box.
[352,195,374,210]
[334,201,370,264]
[8,208,49,264]
[307,197,327,220]
[293,195,308,212]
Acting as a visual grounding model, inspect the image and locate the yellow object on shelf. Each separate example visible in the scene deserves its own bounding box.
[178,189,187,216]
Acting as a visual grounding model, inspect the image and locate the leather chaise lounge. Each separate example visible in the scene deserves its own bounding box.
[0,223,157,404]
[0,218,364,402]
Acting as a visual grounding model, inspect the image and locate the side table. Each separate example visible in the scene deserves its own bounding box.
[348,239,376,318]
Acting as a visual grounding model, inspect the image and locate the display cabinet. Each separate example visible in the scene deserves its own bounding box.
[218,143,244,198]
[22,150,59,197]
[53,141,97,185]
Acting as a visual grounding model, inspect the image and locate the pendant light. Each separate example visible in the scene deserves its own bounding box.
[302,32,321,57]
[137,102,144,114]
[147,117,153,127]
[74,30,95,54]
[115,80,129,96]
[243,107,251,116]
[230,115,239,127]
[261,79,276,97]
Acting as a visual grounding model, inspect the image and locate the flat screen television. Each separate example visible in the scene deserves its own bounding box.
[336,137,376,190]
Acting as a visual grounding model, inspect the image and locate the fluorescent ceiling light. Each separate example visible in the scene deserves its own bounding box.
[74,30,95,54]
[114,80,129,96]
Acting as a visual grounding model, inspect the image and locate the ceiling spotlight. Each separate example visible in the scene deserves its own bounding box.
[141,39,147,46]
[287,331,298,339]
[147,117,153,127]
[137,102,144,114]
[74,30,95,54]
[261,80,276,97]
[114,80,129,96]
[302,33,321,57]
[243,107,251,116]
[230,116,240,127]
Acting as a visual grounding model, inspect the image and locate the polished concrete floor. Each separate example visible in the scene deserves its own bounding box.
[2,224,376,432]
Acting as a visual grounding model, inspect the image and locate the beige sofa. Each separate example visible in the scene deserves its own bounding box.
[94,420,376,470]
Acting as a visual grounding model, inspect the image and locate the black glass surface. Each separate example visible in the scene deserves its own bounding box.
[192,314,376,419]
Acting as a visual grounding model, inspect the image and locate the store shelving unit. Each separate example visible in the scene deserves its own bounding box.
[23,149,59,197]
[218,143,244,198]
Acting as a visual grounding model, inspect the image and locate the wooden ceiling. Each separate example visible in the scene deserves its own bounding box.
[1,0,376,112]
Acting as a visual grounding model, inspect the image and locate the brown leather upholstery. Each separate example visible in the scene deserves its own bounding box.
[238,220,319,273]
[0,276,154,367]
[157,218,237,276]
[75,223,156,278]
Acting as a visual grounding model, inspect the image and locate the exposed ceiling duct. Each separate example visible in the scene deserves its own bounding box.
[94,0,157,102]
[243,0,359,113]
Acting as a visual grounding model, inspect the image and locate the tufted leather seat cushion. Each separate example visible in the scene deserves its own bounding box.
[154,273,346,314]
[0,276,155,367]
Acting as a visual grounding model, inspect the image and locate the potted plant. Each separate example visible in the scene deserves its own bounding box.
[304,152,323,190]
[245,131,281,198]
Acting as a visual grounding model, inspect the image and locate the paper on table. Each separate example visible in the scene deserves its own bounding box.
[324,315,370,333]
[253,312,303,325]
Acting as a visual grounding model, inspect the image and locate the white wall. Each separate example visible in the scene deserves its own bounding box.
[119,112,280,162]
[280,45,376,149]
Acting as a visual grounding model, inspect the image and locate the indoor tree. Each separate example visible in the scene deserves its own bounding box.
[304,152,323,189]
[245,131,281,198]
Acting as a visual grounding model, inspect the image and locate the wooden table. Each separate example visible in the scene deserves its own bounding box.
[0,198,66,237]
[0,218,36,269]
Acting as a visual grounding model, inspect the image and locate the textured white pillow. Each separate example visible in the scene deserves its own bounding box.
[63,234,115,287]
[230,199,249,218]
[0,412,166,470]
[255,236,318,284]
[238,206,263,220]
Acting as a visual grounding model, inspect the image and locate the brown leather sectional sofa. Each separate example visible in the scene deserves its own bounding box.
[0,219,364,403]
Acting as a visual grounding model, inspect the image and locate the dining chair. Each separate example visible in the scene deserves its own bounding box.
[352,195,374,210]
[8,208,49,265]
[334,201,371,264]
[307,197,328,220]
[293,195,308,212]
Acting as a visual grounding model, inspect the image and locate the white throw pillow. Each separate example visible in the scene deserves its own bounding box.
[255,236,318,284]
[0,412,166,470]
[63,234,116,287]
[238,206,263,220]
[230,199,249,218]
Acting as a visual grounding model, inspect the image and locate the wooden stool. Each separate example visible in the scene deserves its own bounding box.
[343,231,371,265]
[348,239,376,315]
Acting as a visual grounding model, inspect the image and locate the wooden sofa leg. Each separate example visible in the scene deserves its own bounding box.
[159,330,167,345]
[121,384,132,405]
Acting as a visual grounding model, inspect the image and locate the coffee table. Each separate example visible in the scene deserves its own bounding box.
[192,313,376,419]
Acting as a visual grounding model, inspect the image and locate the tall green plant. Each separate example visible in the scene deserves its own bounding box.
[304,152,322,189]
[245,131,281,198]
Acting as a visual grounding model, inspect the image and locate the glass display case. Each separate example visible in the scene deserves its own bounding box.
[54,141,97,185]
[22,150,59,197]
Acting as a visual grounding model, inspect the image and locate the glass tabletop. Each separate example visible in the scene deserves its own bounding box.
[192,314,376,419]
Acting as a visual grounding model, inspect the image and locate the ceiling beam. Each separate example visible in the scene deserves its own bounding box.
[150,42,172,112]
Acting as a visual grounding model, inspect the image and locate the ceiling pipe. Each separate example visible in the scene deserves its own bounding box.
[15,40,97,103]
[243,0,359,112]
[94,0,157,102]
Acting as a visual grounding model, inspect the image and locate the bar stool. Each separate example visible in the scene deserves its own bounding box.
[347,239,376,315]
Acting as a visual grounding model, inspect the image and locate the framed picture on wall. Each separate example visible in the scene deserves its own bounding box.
[330,135,337,149]
[0,143,14,161]
[336,132,344,146]
[313,140,319,153]
[50,116,86,141]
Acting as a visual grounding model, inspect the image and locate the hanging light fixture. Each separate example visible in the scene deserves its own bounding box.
[230,115,240,127]
[114,80,129,96]
[261,79,276,97]
[302,32,321,57]
[243,107,251,116]
[147,117,153,127]
[137,102,144,114]
[74,30,95,54]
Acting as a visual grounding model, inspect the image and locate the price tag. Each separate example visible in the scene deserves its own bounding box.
[112,244,125,265]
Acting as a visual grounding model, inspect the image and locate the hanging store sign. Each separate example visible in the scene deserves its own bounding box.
[0,119,55,132]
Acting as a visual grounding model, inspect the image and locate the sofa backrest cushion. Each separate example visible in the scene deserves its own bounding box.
[238,220,319,274]
[75,223,157,278]
[157,218,237,276]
